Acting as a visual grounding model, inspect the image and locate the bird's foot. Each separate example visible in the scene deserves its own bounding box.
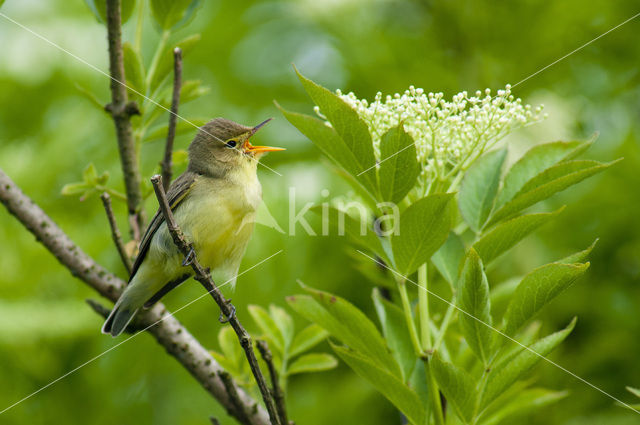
[182,246,196,266]
[219,299,236,324]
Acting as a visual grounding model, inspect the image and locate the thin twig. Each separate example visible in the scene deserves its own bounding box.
[0,168,270,425]
[218,371,253,424]
[256,340,288,425]
[151,174,281,425]
[100,192,133,275]
[161,47,182,191]
[105,0,144,240]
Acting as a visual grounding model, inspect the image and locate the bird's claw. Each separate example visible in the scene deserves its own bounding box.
[182,247,196,267]
[219,300,236,323]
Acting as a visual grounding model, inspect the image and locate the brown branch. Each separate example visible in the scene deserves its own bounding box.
[0,168,270,425]
[105,0,144,240]
[257,340,289,425]
[218,371,253,424]
[161,47,183,191]
[151,174,281,425]
[100,192,132,275]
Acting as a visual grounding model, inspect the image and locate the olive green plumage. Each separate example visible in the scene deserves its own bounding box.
[103,118,278,336]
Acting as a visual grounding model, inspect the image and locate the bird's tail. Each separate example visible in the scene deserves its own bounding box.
[101,295,140,337]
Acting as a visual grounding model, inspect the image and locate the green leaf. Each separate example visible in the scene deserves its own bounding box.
[269,305,294,350]
[247,305,284,352]
[431,353,477,424]
[489,159,617,225]
[287,353,338,375]
[332,343,426,425]
[504,262,588,337]
[149,34,201,92]
[372,288,416,380]
[479,387,568,425]
[83,163,98,184]
[123,42,145,98]
[391,193,455,275]
[179,80,210,103]
[458,249,494,365]
[293,69,378,196]
[289,324,329,358]
[287,287,400,377]
[627,386,640,399]
[85,0,137,24]
[459,148,507,232]
[144,118,208,143]
[172,150,188,167]
[150,0,201,30]
[61,182,90,196]
[432,232,465,285]
[496,140,594,209]
[480,318,576,409]
[473,208,563,265]
[558,239,598,264]
[216,326,244,375]
[378,126,419,203]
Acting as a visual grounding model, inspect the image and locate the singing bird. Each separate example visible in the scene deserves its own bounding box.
[102,118,283,337]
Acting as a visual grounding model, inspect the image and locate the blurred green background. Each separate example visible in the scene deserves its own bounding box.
[1,0,639,424]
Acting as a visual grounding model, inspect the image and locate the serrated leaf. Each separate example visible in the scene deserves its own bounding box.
[248,305,284,352]
[391,193,455,275]
[149,34,201,92]
[480,318,576,409]
[85,0,136,24]
[287,353,338,375]
[289,324,329,358]
[431,353,477,424]
[432,231,465,285]
[294,69,378,196]
[458,249,493,366]
[123,42,145,98]
[372,288,416,380]
[269,305,294,350]
[459,148,507,232]
[332,343,426,425]
[504,263,588,337]
[378,126,419,203]
[310,206,387,262]
[558,239,598,264]
[150,0,201,30]
[479,387,568,425]
[496,140,594,209]
[489,159,617,225]
[287,287,400,377]
[61,182,90,196]
[474,208,563,265]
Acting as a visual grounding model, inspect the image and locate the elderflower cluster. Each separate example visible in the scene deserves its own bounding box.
[317,85,545,195]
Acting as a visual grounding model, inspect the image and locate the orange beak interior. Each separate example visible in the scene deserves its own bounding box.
[242,118,285,154]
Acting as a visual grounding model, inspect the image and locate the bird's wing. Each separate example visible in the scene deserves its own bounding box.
[129,172,198,281]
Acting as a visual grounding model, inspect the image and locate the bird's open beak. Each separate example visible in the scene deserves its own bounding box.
[243,118,285,154]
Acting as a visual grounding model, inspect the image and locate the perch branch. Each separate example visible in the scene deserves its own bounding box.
[151,174,281,425]
[161,47,183,191]
[0,168,270,425]
[100,192,132,275]
[218,371,253,424]
[105,0,144,240]
[257,340,289,425]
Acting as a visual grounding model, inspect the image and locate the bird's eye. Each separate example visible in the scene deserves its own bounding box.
[225,140,237,149]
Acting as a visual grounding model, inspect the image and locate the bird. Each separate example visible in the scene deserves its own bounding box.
[102,117,284,337]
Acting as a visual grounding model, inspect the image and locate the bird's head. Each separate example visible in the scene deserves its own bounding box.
[188,117,284,176]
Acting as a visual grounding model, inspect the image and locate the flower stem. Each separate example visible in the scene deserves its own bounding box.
[396,278,422,355]
[418,263,431,351]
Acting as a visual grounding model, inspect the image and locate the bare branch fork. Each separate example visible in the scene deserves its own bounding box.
[105,0,144,240]
[0,169,270,425]
[161,47,183,191]
[100,192,132,274]
[151,174,282,425]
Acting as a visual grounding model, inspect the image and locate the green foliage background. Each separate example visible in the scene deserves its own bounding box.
[0,0,638,424]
